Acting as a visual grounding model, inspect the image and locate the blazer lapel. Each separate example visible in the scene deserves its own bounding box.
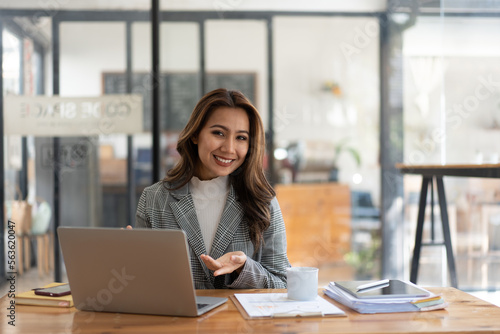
[169,185,213,284]
[209,186,244,261]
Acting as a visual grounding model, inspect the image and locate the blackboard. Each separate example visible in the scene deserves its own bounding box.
[164,73,201,130]
[103,72,256,132]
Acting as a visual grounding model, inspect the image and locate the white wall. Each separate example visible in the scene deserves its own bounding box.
[132,22,199,72]
[0,0,387,12]
[60,22,126,97]
[161,0,386,12]
[403,17,500,166]
[404,17,500,57]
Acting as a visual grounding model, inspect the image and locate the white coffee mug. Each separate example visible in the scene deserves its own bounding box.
[286,267,318,301]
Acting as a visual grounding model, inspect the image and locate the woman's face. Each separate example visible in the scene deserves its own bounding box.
[192,106,250,180]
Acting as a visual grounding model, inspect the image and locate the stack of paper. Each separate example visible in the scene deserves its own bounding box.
[324,282,447,314]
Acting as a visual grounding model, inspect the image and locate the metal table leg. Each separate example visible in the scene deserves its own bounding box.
[436,176,458,288]
[410,176,430,284]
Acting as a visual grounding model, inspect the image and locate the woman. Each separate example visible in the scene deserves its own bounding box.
[135,88,290,289]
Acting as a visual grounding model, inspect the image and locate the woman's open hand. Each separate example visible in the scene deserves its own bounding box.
[200,251,247,276]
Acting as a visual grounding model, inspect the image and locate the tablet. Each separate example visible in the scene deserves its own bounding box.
[334,280,431,299]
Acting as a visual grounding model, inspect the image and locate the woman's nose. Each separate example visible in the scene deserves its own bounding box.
[221,138,235,153]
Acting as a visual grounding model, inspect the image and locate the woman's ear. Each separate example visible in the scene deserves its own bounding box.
[192,136,198,145]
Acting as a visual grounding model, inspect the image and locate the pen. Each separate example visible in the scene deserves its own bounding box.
[356,279,390,291]
[273,312,323,318]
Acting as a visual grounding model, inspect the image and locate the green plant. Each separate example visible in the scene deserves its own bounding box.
[333,138,361,168]
[343,233,381,279]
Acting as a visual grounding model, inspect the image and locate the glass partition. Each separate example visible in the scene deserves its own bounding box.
[58,19,202,229]
[2,28,23,224]
[1,4,152,284]
[2,20,49,281]
[129,21,200,189]
[205,19,268,122]
[274,16,381,281]
[58,21,126,228]
[2,27,22,178]
[402,3,500,290]
[158,22,200,179]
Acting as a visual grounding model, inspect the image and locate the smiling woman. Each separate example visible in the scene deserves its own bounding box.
[135,88,290,290]
[192,107,250,180]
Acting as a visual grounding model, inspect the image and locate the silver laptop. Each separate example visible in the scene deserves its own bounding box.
[58,227,227,317]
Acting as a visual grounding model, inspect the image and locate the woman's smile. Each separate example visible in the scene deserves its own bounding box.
[214,155,234,166]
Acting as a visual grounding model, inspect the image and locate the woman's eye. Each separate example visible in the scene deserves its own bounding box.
[212,131,224,136]
[237,135,248,141]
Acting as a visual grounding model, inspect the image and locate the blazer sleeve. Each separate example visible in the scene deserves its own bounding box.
[226,197,290,289]
[135,187,152,229]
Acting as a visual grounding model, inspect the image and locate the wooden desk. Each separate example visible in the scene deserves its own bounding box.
[396,163,500,288]
[2,288,500,333]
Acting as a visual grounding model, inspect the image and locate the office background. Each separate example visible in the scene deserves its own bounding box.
[1,0,500,299]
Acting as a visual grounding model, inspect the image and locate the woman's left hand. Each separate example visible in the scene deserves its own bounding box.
[200,252,247,276]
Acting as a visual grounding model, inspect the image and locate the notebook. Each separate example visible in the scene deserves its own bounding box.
[58,227,227,317]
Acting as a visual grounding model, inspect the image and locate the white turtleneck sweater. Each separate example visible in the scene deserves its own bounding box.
[189,175,230,254]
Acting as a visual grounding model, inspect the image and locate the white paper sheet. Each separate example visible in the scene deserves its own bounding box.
[234,293,345,318]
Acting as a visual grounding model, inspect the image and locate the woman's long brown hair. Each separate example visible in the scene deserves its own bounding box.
[164,88,275,249]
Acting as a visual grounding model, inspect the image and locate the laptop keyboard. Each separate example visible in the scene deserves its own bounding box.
[197,303,209,309]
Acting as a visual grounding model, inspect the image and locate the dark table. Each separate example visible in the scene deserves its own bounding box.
[396,163,500,288]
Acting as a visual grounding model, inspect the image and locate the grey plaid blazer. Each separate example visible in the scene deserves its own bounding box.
[135,180,290,289]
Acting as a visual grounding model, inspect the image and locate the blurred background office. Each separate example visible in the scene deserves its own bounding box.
[1,0,500,304]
